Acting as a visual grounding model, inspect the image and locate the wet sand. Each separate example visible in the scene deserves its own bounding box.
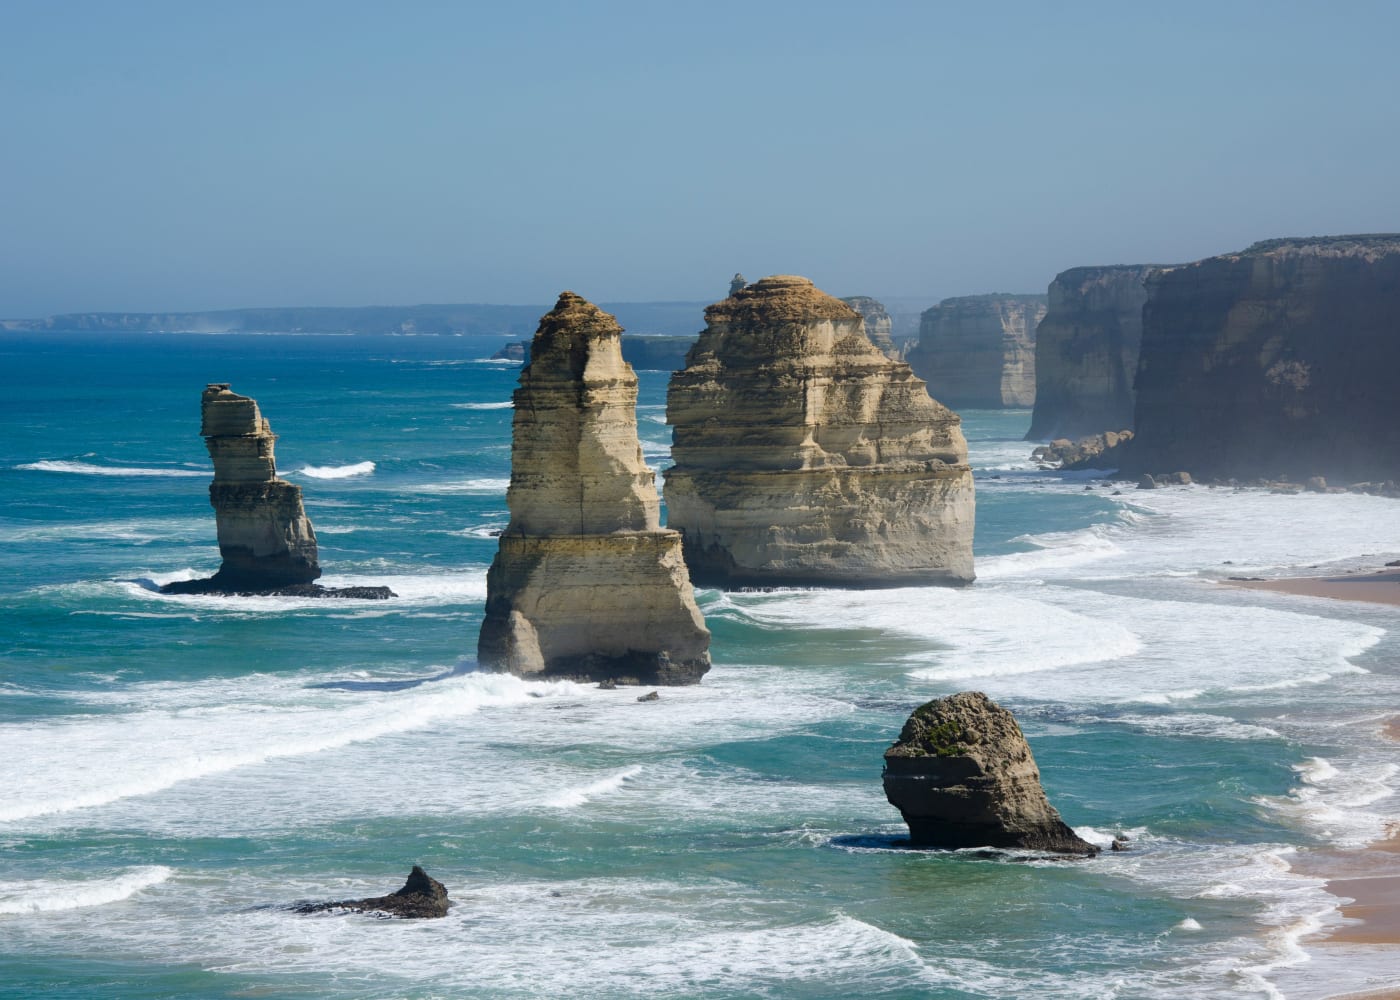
[1308,717,1400,998]
[1229,569,1400,607]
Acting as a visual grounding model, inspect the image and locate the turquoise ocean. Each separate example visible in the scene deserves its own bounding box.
[1,332,1397,999]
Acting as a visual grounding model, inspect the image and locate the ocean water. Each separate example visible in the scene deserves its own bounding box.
[1,332,1397,999]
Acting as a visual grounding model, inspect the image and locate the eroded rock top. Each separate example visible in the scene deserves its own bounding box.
[1238,233,1400,259]
[704,275,861,327]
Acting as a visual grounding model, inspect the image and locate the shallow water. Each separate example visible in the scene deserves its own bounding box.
[1,332,1396,998]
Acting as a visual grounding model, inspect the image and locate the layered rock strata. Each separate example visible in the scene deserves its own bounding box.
[162,384,392,598]
[906,295,1046,408]
[883,692,1098,854]
[1026,266,1158,441]
[294,866,450,918]
[1125,235,1400,482]
[841,296,900,358]
[665,275,974,588]
[478,292,710,685]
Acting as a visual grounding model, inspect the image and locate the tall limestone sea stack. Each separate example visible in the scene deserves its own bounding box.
[478,292,710,685]
[1125,235,1400,483]
[1025,265,1157,441]
[665,275,974,588]
[840,296,900,359]
[162,385,390,598]
[906,295,1046,408]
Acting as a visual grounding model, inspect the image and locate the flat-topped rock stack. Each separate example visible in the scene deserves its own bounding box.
[1124,235,1400,483]
[1026,265,1158,441]
[477,292,711,685]
[906,294,1046,408]
[162,385,392,598]
[664,275,975,588]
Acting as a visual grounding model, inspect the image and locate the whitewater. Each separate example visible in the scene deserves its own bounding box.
[0,331,1396,999]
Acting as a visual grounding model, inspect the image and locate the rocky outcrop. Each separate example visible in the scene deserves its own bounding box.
[1125,235,1400,482]
[477,292,710,685]
[883,692,1097,855]
[294,866,450,918]
[664,275,975,588]
[161,385,392,598]
[1026,266,1158,440]
[1030,430,1134,471]
[841,296,899,358]
[906,295,1046,408]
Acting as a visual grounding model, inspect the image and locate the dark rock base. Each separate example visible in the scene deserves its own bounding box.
[294,866,449,919]
[540,650,709,686]
[161,576,394,599]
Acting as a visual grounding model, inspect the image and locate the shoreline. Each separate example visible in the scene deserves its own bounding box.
[1298,716,1400,999]
[1227,567,1400,608]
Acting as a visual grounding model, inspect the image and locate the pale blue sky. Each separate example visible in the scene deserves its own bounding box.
[3,0,1398,316]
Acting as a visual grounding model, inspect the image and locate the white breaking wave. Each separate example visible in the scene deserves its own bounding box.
[0,672,572,824]
[450,401,513,410]
[0,866,172,914]
[412,477,511,494]
[294,461,375,479]
[545,765,643,808]
[16,460,206,478]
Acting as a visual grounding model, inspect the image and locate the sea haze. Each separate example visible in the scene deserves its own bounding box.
[0,332,1396,999]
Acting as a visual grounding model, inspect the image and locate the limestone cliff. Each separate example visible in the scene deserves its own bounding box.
[1026,266,1158,441]
[1125,235,1400,482]
[478,292,710,685]
[664,275,974,588]
[883,692,1098,854]
[906,295,1046,408]
[840,296,899,359]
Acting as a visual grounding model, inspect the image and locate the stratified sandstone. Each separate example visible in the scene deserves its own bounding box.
[294,866,450,918]
[478,292,710,685]
[1026,266,1158,441]
[841,296,899,359]
[1125,235,1400,482]
[906,295,1046,408]
[665,275,974,588]
[883,692,1097,855]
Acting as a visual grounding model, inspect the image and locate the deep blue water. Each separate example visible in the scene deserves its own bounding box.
[1,332,1397,999]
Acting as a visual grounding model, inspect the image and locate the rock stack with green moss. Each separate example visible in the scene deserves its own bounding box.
[882,691,1097,854]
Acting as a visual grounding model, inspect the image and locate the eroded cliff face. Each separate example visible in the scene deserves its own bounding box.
[1125,235,1400,482]
[478,292,710,685]
[196,383,321,589]
[906,295,1047,408]
[840,296,899,359]
[664,275,974,588]
[1025,266,1157,441]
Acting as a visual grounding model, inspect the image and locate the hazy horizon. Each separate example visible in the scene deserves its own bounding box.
[4,1,1398,317]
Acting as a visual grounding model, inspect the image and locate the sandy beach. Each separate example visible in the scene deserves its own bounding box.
[1229,568,1400,607]
[1300,715,1400,999]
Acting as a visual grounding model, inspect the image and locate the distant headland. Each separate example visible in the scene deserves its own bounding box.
[0,301,712,337]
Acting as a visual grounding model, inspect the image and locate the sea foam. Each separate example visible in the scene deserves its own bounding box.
[294,461,375,479]
[16,460,206,478]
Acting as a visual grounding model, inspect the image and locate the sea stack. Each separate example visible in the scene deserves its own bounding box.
[1026,266,1158,441]
[883,692,1098,855]
[665,275,974,588]
[163,385,392,598]
[841,296,900,359]
[905,295,1046,408]
[477,292,711,685]
[1125,235,1400,482]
